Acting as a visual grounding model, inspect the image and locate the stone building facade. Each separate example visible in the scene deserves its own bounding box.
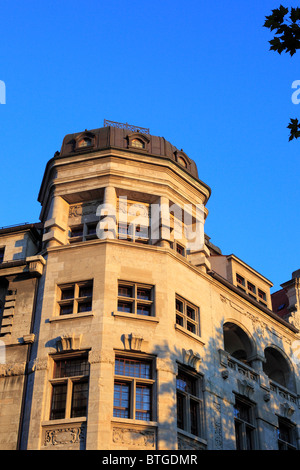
[0,121,299,450]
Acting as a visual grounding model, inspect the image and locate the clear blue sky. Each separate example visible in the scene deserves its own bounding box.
[0,0,299,292]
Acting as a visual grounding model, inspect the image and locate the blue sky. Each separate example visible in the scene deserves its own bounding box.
[0,0,299,292]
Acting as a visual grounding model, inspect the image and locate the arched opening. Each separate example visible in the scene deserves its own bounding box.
[223,322,254,365]
[131,138,145,149]
[263,347,295,391]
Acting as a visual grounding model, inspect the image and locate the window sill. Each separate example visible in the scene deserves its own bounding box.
[111,417,157,427]
[113,311,159,323]
[175,324,205,345]
[49,312,94,323]
[42,416,87,427]
[177,429,207,447]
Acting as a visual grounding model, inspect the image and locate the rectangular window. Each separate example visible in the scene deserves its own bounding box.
[0,248,4,264]
[175,295,200,335]
[118,223,149,244]
[236,273,245,291]
[176,368,203,437]
[117,281,154,317]
[234,397,256,450]
[176,243,185,256]
[113,356,155,421]
[277,419,297,450]
[58,280,93,316]
[50,355,89,420]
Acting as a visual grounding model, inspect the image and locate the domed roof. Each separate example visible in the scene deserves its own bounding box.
[59,125,200,180]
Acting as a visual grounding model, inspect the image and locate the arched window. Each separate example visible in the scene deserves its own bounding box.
[263,347,295,391]
[223,322,254,365]
[131,138,145,149]
[178,156,187,168]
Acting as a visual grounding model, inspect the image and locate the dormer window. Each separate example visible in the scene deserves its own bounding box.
[78,138,92,148]
[178,156,187,168]
[74,132,95,151]
[131,138,145,149]
[127,133,149,151]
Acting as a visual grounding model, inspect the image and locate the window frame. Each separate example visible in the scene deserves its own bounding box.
[117,281,155,317]
[49,353,90,421]
[176,366,204,438]
[57,280,93,316]
[233,396,256,450]
[0,247,5,264]
[277,418,297,450]
[69,222,99,243]
[113,354,156,422]
[175,295,200,336]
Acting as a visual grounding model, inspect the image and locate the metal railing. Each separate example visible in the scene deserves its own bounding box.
[103,119,150,135]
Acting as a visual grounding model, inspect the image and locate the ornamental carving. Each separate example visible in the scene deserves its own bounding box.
[280,402,295,419]
[182,348,201,370]
[56,333,82,352]
[0,361,26,377]
[237,378,255,398]
[69,200,102,218]
[112,427,155,448]
[44,425,86,447]
[122,333,144,351]
[213,399,223,450]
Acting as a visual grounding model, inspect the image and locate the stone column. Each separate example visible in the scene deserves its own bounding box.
[42,195,69,248]
[156,357,177,450]
[159,196,171,248]
[96,186,117,240]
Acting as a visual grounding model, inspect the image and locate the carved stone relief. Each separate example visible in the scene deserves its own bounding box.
[43,424,86,448]
[112,427,155,448]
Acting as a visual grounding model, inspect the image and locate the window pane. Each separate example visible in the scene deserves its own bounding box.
[137,288,151,301]
[115,358,151,379]
[71,381,89,418]
[0,249,4,264]
[79,284,93,298]
[135,385,151,421]
[235,421,243,450]
[190,399,199,436]
[61,287,74,300]
[118,285,133,298]
[186,305,195,320]
[113,382,130,418]
[78,301,92,312]
[54,358,89,378]
[118,301,133,313]
[60,303,74,315]
[137,304,151,316]
[177,372,197,395]
[50,383,67,420]
[177,392,184,430]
